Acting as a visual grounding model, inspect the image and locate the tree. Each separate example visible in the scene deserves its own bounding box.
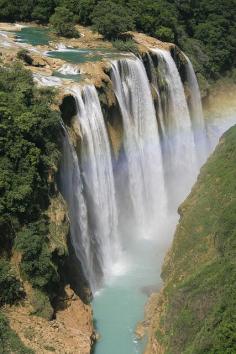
[91,1,135,40]
[32,0,56,23]
[50,6,80,38]
[155,26,175,42]
[0,260,22,306]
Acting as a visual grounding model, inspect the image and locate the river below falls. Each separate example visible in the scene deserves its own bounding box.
[92,214,178,354]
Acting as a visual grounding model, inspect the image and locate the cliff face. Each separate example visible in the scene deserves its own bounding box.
[2,192,95,354]
[144,124,236,354]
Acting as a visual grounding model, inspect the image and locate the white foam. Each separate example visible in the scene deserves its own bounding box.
[33,74,62,87]
[58,64,80,75]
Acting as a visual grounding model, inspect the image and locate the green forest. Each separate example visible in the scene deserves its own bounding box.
[0,63,66,351]
[0,0,235,79]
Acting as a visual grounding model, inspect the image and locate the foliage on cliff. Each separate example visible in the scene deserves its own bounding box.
[91,1,135,40]
[0,0,235,79]
[155,125,236,354]
[0,62,67,320]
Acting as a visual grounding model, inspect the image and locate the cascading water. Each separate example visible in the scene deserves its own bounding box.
[183,53,209,165]
[58,63,79,75]
[59,125,93,288]
[151,48,198,208]
[146,53,166,140]
[60,49,213,354]
[110,58,167,239]
[61,85,120,293]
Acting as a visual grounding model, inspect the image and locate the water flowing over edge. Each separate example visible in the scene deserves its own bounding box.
[60,85,120,293]
[58,48,216,354]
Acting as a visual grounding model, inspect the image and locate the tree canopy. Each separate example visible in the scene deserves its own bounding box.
[50,6,80,38]
[91,1,135,39]
[0,0,235,77]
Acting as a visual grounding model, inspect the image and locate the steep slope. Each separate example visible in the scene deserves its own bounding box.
[145,125,236,354]
[0,63,94,353]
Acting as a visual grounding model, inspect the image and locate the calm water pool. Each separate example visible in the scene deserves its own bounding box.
[15,26,50,46]
[92,232,175,354]
[15,27,120,64]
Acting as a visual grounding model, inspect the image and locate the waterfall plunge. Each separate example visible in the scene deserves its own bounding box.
[60,126,93,288]
[60,51,209,293]
[110,58,167,239]
[151,48,199,209]
[183,53,209,165]
[61,85,120,293]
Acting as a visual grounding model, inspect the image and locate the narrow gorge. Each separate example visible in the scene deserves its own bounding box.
[0,21,235,354]
[57,39,230,353]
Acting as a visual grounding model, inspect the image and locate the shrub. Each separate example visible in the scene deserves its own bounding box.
[154,26,175,42]
[112,40,139,55]
[30,289,54,320]
[50,6,80,38]
[15,220,59,291]
[91,1,135,40]
[0,260,23,306]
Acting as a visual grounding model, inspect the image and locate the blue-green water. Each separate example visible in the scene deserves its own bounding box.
[92,238,167,354]
[15,27,50,46]
[46,49,104,64]
[15,27,119,64]
[52,71,83,82]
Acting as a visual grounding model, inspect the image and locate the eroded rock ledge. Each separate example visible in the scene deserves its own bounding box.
[4,286,95,354]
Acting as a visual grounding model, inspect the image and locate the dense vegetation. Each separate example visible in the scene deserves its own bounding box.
[155,125,236,353]
[0,0,235,78]
[0,62,66,320]
[49,6,80,38]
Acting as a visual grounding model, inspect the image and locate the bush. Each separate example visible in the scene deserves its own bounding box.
[112,39,139,55]
[50,6,80,38]
[0,260,23,306]
[154,26,175,42]
[30,289,54,320]
[91,1,135,40]
[15,220,59,291]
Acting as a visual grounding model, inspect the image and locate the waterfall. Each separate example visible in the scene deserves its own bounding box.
[110,58,167,239]
[183,53,209,165]
[151,48,198,208]
[146,53,166,139]
[61,85,119,293]
[58,63,79,75]
[60,50,208,293]
[60,126,95,289]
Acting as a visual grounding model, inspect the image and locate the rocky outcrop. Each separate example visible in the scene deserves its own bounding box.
[3,191,95,354]
[4,285,95,354]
